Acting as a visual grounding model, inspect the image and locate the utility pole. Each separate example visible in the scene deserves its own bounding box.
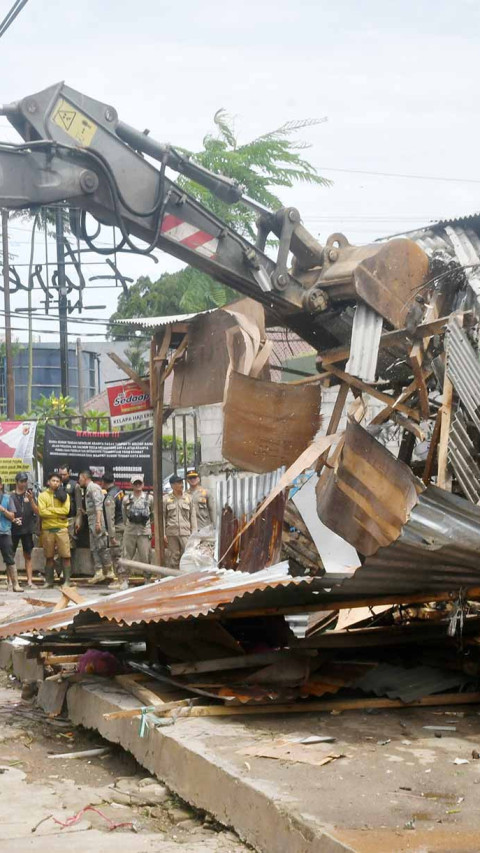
[1,210,14,418]
[55,206,69,397]
[76,337,84,413]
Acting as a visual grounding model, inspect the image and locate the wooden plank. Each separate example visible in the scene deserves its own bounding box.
[61,586,85,605]
[42,654,80,665]
[319,313,471,366]
[159,334,187,385]
[170,650,315,678]
[152,327,171,567]
[103,698,196,721]
[422,408,442,485]
[327,364,420,420]
[369,376,423,426]
[438,354,455,491]
[115,674,168,708]
[316,382,349,474]
[107,352,150,395]
[219,585,480,620]
[409,349,430,418]
[168,692,480,718]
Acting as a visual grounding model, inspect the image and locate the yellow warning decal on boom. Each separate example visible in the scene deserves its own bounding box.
[51,99,97,148]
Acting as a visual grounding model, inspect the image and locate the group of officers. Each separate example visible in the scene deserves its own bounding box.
[30,466,214,590]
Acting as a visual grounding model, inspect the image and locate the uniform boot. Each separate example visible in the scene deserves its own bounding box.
[108,573,129,591]
[102,565,115,582]
[42,565,55,588]
[88,568,105,585]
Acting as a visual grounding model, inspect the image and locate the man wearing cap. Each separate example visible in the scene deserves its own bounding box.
[122,475,154,572]
[102,471,126,590]
[11,472,39,589]
[78,470,115,585]
[163,475,197,570]
[186,470,215,529]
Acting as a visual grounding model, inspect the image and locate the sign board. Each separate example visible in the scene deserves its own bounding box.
[43,424,153,489]
[107,381,152,428]
[0,421,37,481]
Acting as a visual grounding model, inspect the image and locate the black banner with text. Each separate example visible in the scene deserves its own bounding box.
[43,424,153,489]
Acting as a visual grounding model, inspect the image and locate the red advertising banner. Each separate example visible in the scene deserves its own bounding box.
[107,381,152,428]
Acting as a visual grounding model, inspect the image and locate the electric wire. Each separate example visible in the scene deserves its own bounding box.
[0,0,30,40]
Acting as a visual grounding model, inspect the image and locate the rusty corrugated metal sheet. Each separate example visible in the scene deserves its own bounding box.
[0,565,330,639]
[329,485,480,596]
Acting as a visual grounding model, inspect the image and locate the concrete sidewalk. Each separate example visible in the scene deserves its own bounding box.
[65,677,480,853]
[5,641,480,852]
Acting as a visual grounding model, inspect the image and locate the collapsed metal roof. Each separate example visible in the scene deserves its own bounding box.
[0,565,332,639]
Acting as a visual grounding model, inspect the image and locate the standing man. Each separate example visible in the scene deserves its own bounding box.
[0,486,18,590]
[78,470,114,586]
[122,475,154,576]
[163,474,197,571]
[102,471,126,590]
[38,472,71,588]
[58,464,83,567]
[186,470,215,529]
[11,472,39,589]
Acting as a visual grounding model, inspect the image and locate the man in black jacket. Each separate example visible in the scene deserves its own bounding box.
[11,472,39,589]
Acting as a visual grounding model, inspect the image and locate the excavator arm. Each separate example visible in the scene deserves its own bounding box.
[0,82,430,347]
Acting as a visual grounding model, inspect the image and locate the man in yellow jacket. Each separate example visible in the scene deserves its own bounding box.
[38,472,71,588]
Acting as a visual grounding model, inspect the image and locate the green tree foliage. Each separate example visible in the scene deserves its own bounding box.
[123,335,149,376]
[27,394,78,461]
[109,113,329,336]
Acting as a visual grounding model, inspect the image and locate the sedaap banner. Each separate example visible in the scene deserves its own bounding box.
[106,380,152,428]
[0,421,37,481]
[43,424,153,489]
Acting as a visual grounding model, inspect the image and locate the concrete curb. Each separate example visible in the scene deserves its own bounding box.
[67,680,355,853]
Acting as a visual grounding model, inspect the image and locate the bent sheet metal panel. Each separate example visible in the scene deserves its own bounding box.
[222,371,321,474]
[0,565,332,639]
[316,420,422,556]
[331,485,480,596]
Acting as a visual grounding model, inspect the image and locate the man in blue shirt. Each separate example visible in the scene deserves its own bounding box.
[0,490,19,591]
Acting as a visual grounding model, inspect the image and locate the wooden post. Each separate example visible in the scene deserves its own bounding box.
[152,327,171,566]
[437,372,453,491]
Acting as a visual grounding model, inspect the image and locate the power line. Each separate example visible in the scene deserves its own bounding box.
[317,166,480,185]
[0,0,30,39]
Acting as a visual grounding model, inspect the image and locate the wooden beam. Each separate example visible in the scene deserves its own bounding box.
[107,352,150,395]
[159,334,188,385]
[170,650,315,678]
[369,375,426,426]
[152,327,171,566]
[218,585,480,620]
[166,692,480,718]
[437,371,454,490]
[422,408,442,485]
[103,698,197,721]
[327,364,420,420]
[316,382,348,474]
[319,313,471,366]
[409,350,430,418]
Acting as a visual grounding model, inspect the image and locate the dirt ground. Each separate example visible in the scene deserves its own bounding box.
[0,671,250,852]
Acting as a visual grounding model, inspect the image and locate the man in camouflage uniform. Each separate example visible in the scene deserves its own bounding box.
[122,474,154,573]
[186,470,215,529]
[163,474,197,570]
[78,470,114,585]
[102,471,126,590]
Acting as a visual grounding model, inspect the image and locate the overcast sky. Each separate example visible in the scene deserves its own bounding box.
[1,0,480,342]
